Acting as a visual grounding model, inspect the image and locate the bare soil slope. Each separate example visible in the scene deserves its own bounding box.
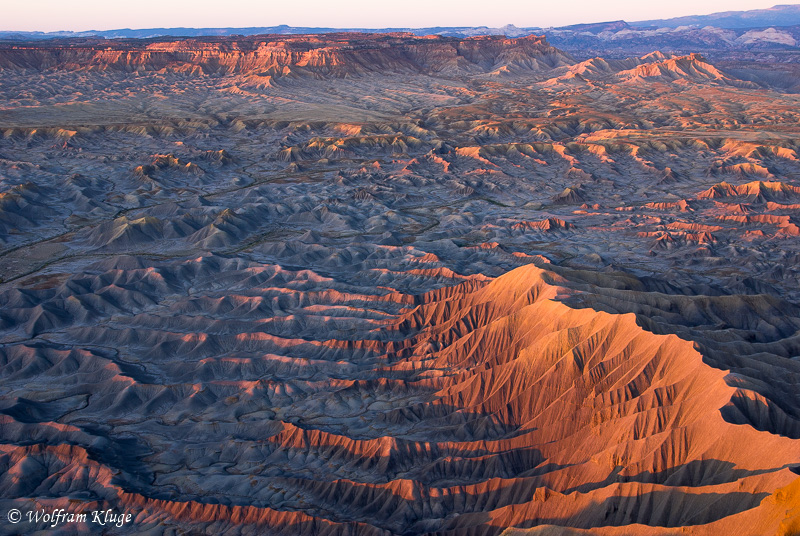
[1,34,799,535]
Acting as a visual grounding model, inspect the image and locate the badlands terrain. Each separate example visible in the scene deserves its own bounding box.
[1,32,800,534]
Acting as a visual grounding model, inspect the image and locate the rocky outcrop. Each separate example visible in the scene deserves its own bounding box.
[0,33,573,76]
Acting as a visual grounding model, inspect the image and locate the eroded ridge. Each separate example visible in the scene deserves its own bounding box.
[2,257,799,534]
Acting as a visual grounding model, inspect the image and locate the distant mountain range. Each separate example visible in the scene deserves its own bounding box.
[548,23,800,59]
[2,4,800,41]
[0,24,530,40]
[631,3,800,29]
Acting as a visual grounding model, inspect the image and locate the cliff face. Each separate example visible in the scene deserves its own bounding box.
[0,33,574,75]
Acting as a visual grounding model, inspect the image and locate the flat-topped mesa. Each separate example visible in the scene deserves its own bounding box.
[0,33,572,76]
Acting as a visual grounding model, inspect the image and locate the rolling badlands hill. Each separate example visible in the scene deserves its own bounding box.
[1,33,800,535]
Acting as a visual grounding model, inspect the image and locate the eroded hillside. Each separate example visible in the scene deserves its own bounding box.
[1,33,799,535]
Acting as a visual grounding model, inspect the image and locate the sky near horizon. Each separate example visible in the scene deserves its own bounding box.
[3,0,785,32]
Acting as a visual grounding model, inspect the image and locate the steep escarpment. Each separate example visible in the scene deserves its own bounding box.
[0,33,573,76]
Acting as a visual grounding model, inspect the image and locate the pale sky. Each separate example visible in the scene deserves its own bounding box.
[3,0,785,32]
